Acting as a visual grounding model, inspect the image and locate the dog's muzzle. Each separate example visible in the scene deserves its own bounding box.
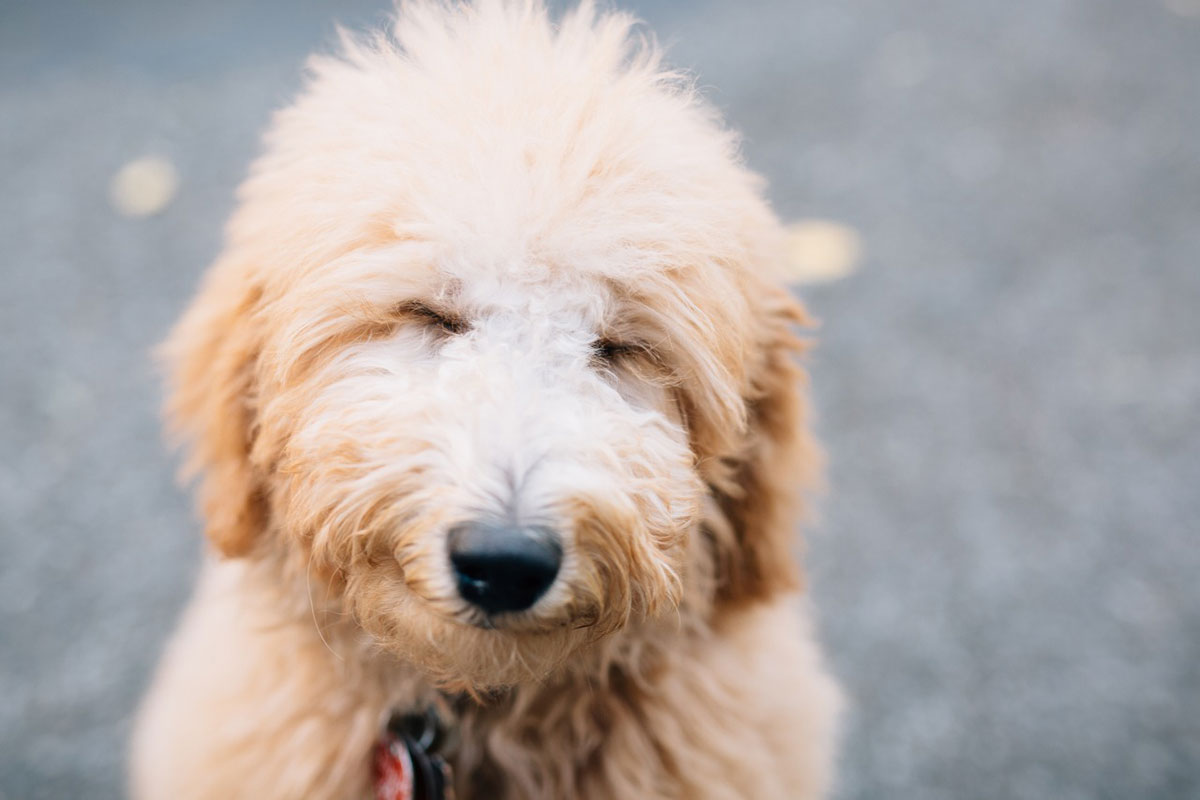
[447,520,562,615]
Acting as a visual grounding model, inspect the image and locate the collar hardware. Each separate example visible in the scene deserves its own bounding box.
[374,709,454,800]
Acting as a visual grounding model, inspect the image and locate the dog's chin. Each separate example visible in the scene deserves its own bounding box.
[392,618,591,691]
[353,592,598,691]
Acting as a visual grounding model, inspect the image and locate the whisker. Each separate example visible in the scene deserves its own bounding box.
[306,557,344,662]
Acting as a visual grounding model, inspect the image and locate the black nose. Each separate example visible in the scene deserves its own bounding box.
[447,521,562,615]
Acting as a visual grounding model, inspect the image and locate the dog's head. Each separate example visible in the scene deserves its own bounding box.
[164,1,816,689]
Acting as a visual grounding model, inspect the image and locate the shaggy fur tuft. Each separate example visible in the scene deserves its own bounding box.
[131,2,840,798]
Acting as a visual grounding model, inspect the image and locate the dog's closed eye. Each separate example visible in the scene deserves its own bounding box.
[398,302,469,336]
[593,340,634,362]
[593,339,654,365]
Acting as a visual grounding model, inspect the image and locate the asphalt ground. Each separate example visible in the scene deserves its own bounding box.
[2,1,1198,798]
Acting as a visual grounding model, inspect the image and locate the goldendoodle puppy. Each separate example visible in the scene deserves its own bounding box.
[131,2,841,798]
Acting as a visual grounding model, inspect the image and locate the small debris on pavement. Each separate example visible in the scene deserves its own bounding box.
[109,156,179,218]
[783,219,862,284]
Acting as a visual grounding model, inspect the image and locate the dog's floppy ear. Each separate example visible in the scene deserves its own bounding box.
[704,283,818,607]
[160,258,267,557]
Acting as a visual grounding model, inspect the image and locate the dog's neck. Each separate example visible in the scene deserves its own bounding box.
[221,539,743,799]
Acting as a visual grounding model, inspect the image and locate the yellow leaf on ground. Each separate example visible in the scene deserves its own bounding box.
[783,219,863,284]
[109,156,179,218]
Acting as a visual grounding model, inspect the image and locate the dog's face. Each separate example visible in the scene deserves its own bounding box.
[275,246,705,683]
[165,2,812,689]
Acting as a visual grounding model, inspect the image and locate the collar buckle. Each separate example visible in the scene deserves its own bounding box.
[374,709,455,800]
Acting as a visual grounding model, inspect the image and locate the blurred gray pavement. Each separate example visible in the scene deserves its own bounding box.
[2,1,1199,798]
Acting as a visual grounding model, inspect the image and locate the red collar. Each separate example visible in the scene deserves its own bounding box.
[373,732,417,800]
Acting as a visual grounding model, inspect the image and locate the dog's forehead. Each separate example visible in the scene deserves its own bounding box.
[392,182,674,286]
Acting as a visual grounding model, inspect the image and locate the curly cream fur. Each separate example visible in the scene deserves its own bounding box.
[131,2,841,797]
